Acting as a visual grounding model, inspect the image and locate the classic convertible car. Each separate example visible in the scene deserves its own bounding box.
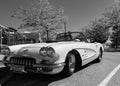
[2,32,104,76]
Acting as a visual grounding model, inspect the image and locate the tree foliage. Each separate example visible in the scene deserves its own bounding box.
[110,29,120,48]
[12,0,66,41]
[84,18,109,43]
[103,1,120,48]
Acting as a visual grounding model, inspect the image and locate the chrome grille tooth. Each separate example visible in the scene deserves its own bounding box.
[27,59,29,67]
[24,59,25,65]
[30,60,32,67]
[23,59,24,65]
[31,60,32,64]
[16,58,17,64]
[25,59,27,65]
[20,58,22,65]
[16,59,18,64]
[23,59,25,65]
[17,59,19,64]
[26,59,27,66]
[26,59,28,65]
[22,59,24,65]
[24,58,25,65]
[19,58,21,65]
[21,59,23,65]
[15,58,16,64]
[10,58,12,63]
[29,59,31,66]
[25,59,26,66]
[14,58,16,64]
[20,58,21,65]
[14,58,15,64]
[18,58,19,64]
[31,60,33,66]
[25,58,27,65]
[13,58,14,64]
[29,60,31,66]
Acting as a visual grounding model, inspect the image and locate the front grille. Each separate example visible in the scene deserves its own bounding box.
[10,57,36,67]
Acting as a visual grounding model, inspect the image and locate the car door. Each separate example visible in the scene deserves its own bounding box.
[75,33,98,64]
[84,43,98,60]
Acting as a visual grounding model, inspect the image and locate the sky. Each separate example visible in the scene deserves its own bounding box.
[0,0,115,32]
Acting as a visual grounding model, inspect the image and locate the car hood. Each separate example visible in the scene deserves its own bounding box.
[16,41,88,52]
[18,41,77,48]
[12,42,69,54]
[11,41,86,60]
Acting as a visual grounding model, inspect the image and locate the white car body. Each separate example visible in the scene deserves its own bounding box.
[3,32,104,75]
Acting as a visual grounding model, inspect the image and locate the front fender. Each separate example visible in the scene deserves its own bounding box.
[52,46,82,64]
[53,46,71,64]
[8,44,33,54]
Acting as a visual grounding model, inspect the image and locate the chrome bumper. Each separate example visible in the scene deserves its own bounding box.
[4,61,65,74]
[33,63,65,68]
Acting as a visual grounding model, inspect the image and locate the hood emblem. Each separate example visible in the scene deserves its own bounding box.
[22,49,28,54]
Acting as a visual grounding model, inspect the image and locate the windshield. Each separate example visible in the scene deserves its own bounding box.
[55,32,87,42]
[56,32,72,41]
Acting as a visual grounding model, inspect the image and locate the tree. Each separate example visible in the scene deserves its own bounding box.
[84,18,109,43]
[12,0,66,41]
[103,0,120,48]
[110,26,120,48]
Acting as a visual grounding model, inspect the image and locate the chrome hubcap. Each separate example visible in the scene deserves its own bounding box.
[69,54,75,72]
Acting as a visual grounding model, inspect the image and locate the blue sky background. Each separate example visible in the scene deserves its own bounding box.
[0,0,114,32]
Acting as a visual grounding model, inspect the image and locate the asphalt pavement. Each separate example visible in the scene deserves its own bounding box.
[0,52,120,86]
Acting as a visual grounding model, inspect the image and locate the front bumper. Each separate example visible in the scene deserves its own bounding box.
[4,61,65,74]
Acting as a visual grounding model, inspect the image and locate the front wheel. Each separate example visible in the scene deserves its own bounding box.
[62,53,76,76]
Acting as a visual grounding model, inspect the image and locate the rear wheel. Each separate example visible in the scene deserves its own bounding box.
[62,52,76,76]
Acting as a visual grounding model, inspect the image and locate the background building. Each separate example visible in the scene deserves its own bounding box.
[0,25,19,45]
[0,24,29,45]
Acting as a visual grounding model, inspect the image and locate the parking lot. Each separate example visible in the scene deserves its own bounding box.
[0,52,119,86]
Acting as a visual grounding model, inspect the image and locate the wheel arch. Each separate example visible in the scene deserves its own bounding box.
[100,47,103,55]
[67,49,82,68]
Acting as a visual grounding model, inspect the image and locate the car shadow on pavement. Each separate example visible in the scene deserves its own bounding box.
[0,68,67,86]
[75,60,98,73]
[0,60,99,86]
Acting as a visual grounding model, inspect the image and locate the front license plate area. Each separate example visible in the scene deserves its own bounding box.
[10,65,25,72]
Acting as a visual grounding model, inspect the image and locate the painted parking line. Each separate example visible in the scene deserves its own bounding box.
[98,64,120,86]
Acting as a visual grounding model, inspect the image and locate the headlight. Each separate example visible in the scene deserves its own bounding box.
[39,47,47,56]
[0,45,11,55]
[47,47,55,57]
[39,47,55,57]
